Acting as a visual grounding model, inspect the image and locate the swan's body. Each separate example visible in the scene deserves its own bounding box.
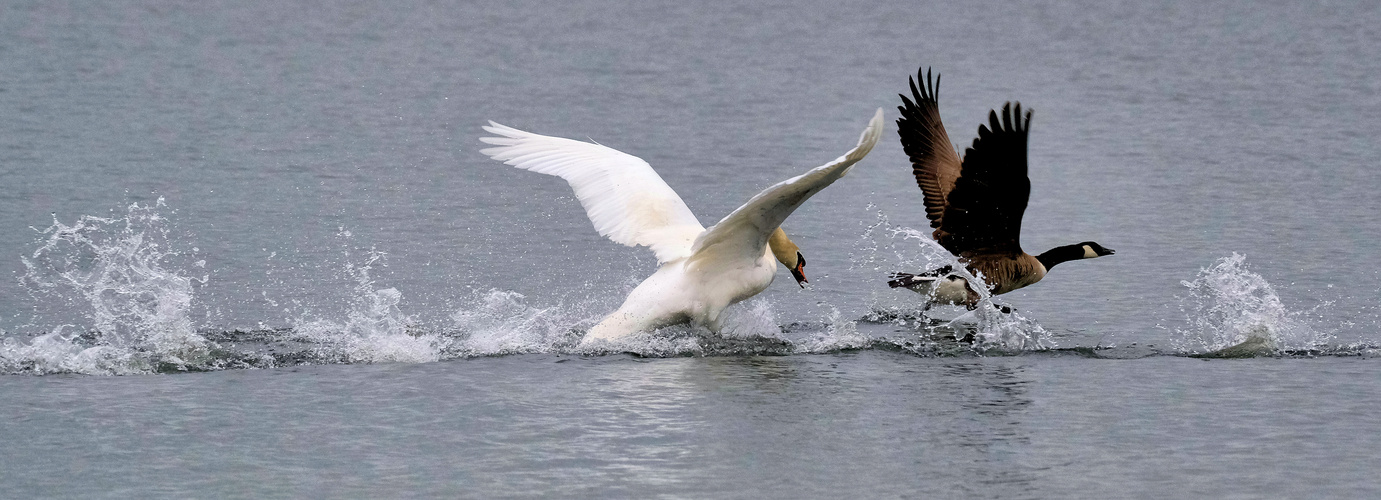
[890,67,1113,309]
[585,232,777,339]
[481,109,884,343]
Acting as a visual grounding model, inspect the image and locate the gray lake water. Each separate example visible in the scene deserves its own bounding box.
[2,0,1379,497]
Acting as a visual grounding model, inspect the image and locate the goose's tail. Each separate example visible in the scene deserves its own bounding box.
[887,264,955,289]
[887,272,936,289]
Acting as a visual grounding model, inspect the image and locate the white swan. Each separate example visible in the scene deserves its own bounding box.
[480,109,884,344]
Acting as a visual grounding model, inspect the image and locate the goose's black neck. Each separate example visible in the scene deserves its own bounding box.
[1036,244,1086,271]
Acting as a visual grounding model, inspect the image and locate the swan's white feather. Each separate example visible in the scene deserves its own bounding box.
[479,109,884,343]
[479,122,705,263]
[689,108,885,267]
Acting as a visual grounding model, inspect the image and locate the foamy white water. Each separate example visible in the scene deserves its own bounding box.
[6,201,1374,375]
[4,200,216,374]
[1171,253,1332,355]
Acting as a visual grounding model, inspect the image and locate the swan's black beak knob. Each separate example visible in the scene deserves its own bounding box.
[790,252,807,288]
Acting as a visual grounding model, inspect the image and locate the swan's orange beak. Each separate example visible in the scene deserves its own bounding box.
[789,252,807,288]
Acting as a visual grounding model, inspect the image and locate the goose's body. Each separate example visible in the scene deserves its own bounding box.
[889,67,1113,308]
[481,109,884,343]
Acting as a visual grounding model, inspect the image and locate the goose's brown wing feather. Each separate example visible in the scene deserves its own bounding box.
[897,67,962,232]
[938,102,1032,257]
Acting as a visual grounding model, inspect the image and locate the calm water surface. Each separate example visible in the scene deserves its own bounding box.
[1,0,1379,497]
[5,354,1379,499]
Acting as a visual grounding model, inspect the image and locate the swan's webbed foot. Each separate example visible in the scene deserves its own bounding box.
[703,314,725,336]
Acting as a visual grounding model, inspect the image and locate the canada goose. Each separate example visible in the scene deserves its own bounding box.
[481,109,885,344]
[887,67,1113,309]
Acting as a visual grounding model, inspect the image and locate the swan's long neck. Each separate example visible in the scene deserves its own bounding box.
[768,227,800,267]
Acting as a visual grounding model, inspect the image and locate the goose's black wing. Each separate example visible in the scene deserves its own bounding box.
[897,67,963,232]
[938,102,1032,258]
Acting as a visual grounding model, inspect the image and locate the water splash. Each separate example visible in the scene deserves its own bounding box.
[3,200,217,374]
[290,248,446,364]
[718,298,783,339]
[850,205,956,287]
[852,206,1053,353]
[795,306,870,353]
[29,203,1372,375]
[566,298,798,357]
[0,202,822,373]
[967,305,1052,353]
[1172,253,1331,356]
[449,289,590,356]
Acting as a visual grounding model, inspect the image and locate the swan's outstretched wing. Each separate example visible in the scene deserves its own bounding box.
[479,123,706,263]
[688,108,885,267]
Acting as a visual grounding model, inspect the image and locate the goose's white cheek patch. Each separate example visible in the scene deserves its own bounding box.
[1082,245,1097,258]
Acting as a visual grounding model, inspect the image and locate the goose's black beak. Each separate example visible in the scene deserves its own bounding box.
[790,252,807,288]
